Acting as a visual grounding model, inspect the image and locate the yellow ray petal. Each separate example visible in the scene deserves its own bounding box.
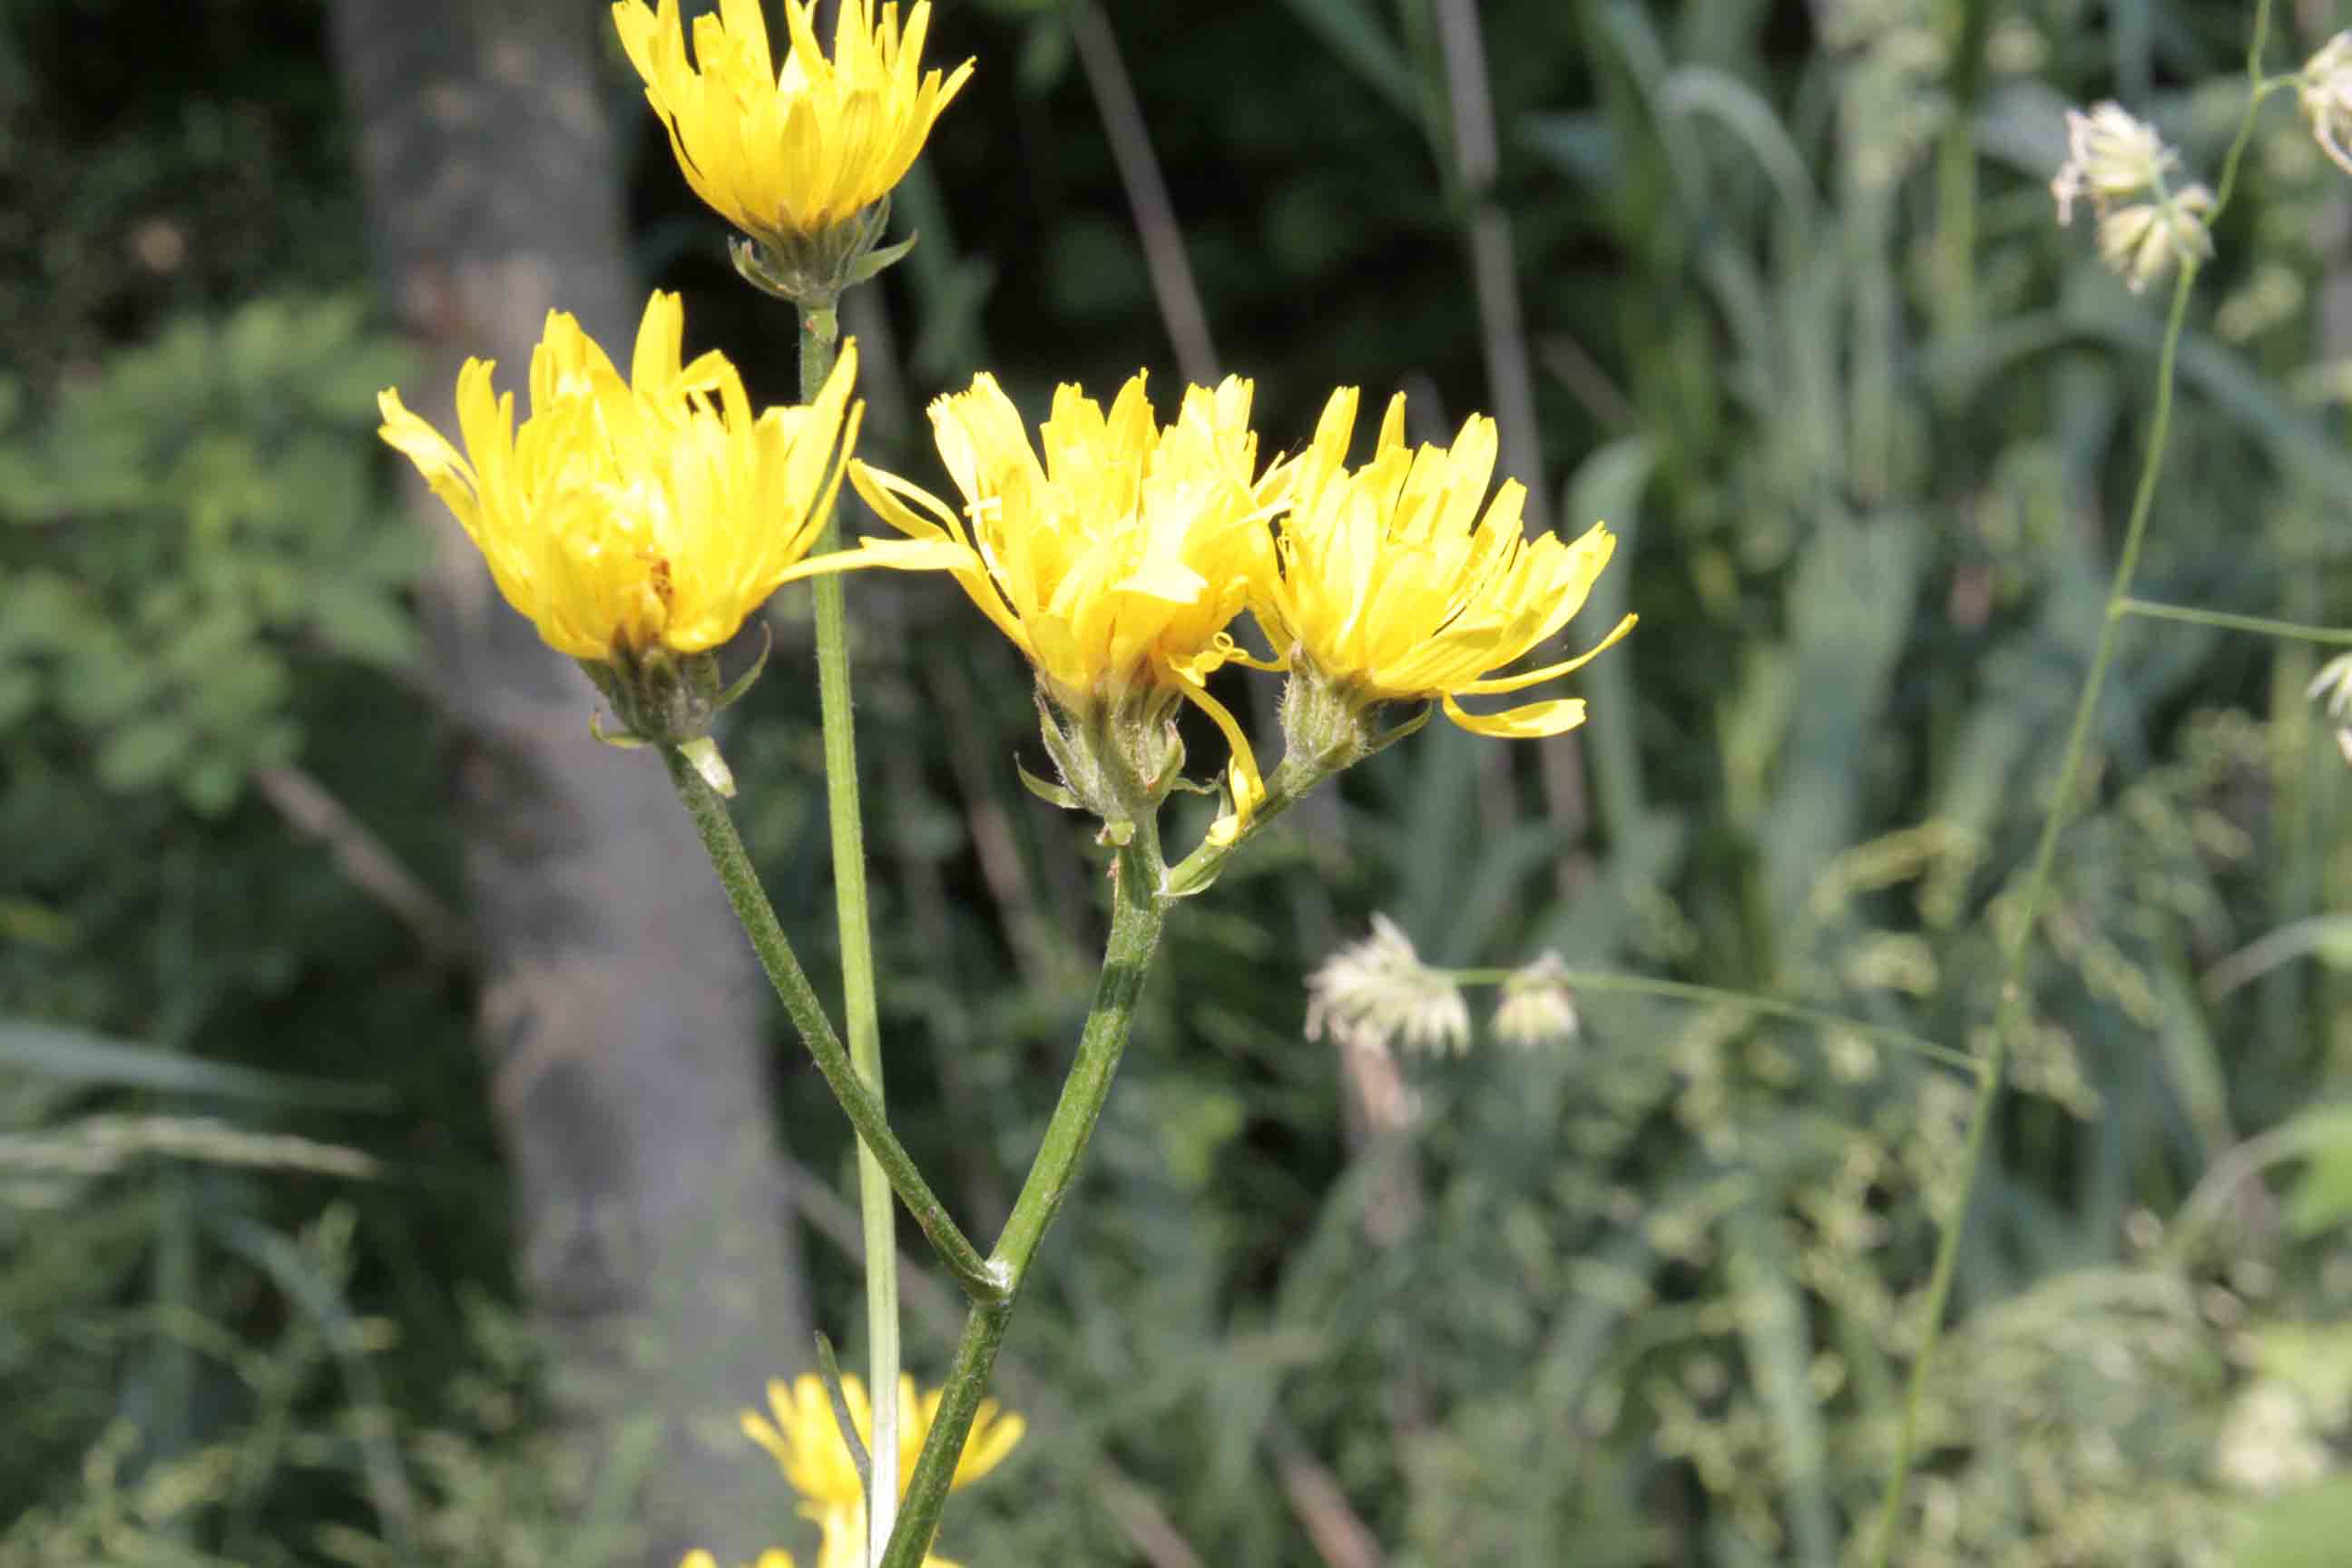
[1440,692,1590,738]
[1455,612,1639,697]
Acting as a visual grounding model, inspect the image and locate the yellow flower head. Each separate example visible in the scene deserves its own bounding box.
[739,1373,1024,1568]
[681,1553,798,1568]
[852,372,1279,819]
[377,291,933,663]
[1255,388,1634,739]
[613,0,974,249]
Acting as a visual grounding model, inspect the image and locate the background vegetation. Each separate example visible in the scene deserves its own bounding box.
[5,0,2351,1563]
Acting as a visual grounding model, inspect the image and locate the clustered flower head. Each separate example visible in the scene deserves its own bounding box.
[681,1373,1024,1568]
[387,10,1652,1563]
[2049,102,2212,291]
[612,0,972,262]
[1492,950,1580,1050]
[853,372,1282,833]
[1305,915,1471,1058]
[1255,388,1636,746]
[376,0,1633,838]
[2048,102,2171,223]
[377,291,922,664]
[853,375,1633,842]
[2302,33,2352,177]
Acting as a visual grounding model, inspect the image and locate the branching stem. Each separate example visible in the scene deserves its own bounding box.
[1869,5,2278,1552]
[881,821,1170,1568]
[798,295,905,1565]
[662,750,1002,1306]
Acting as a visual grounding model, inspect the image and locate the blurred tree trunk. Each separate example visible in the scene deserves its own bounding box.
[326,2,810,1558]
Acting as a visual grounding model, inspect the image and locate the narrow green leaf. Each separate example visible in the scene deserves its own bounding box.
[1659,65,1816,230]
[0,1020,389,1109]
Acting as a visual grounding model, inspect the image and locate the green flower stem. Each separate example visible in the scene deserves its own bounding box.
[1446,968,1981,1077]
[1871,140,2239,1568]
[1161,750,1327,897]
[1868,256,2199,1568]
[798,292,904,1565]
[882,822,1170,1568]
[662,746,1002,1305]
[2118,598,2352,646]
[1870,20,2287,1556]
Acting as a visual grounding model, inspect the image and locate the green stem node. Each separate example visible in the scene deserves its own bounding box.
[880,826,1170,1568]
[661,748,1001,1304]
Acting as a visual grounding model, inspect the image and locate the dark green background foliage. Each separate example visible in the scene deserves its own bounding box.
[5,0,2352,1563]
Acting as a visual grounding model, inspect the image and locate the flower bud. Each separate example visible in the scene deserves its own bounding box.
[2050,103,2172,226]
[1273,651,1432,786]
[1305,916,1471,1058]
[2302,33,2352,177]
[1493,951,1580,1050]
[730,198,917,307]
[580,643,750,796]
[1028,680,1190,847]
[2094,185,2213,292]
[2049,103,2212,289]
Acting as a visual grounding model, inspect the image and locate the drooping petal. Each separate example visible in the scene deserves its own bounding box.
[1440,692,1590,739]
[848,462,1034,660]
[1453,612,1638,697]
[1162,653,1266,830]
[374,387,479,527]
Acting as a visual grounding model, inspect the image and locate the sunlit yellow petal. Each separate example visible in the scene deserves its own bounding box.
[377,299,940,662]
[708,1373,1022,1568]
[848,463,1034,660]
[886,371,1277,789]
[612,0,974,247]
[676,1553,798,1568]
[1162,656,1265,831]
[810,1505,862,1568]
[1440,692,1590,738]
[954,1402,1027,1484]
[776,536,976,579]
[1255,390,1631,738]
[1454,612,1639,697]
